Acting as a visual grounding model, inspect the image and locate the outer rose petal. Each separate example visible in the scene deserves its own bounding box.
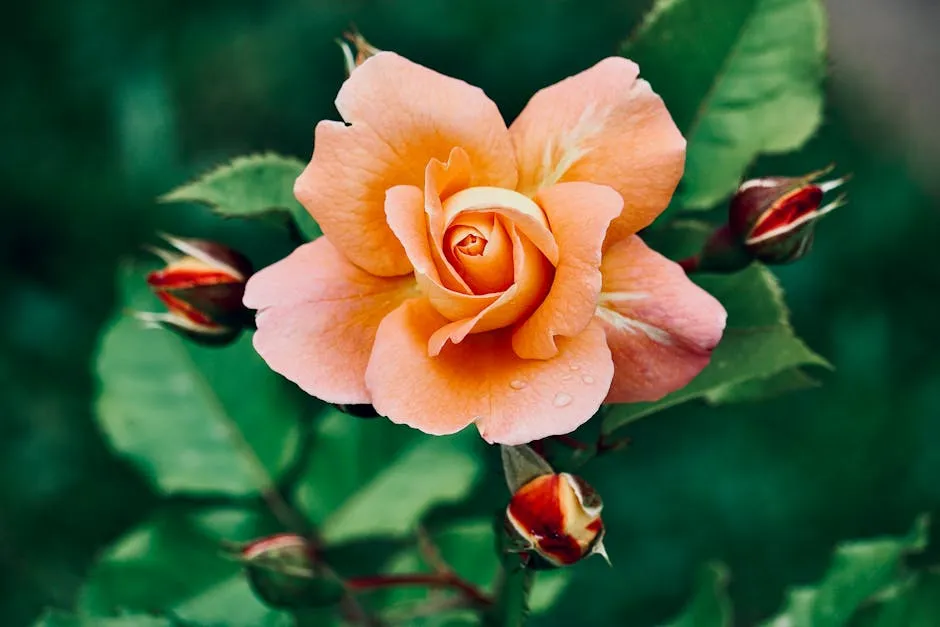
[509,57,685,242]
[244,238,416,404]
[296,52,517,277]
[366,299,614,445]
[596,236,726,403]
[513,182,623,360]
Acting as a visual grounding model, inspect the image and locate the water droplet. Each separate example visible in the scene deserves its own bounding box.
[510,380,527,390]
[562,374,574,381]
[553,393,573,408]
[569,364,581,371]
[582,375,595,384]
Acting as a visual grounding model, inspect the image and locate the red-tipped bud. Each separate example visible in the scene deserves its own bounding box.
[730,170,846,264]
[237,534,345,609]
[337,30,382,77]
[694,169,847,272]
[140,234,252,344]
[505,473,607,567]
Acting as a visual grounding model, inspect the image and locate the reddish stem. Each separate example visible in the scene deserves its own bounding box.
[347,573,492,607]
[550,434,592,451]
[678,255,700,273]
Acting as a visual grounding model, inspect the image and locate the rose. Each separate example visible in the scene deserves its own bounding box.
[244,52,726,444]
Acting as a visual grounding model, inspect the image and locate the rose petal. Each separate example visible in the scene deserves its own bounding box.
[596,236,726,403]
[244,237,415,403]
[428,222,552,355]
[512,182,623,360]
[509,57,685,244]
[296,52,517,277]
[445,212,515,294]
[366,299,614,444]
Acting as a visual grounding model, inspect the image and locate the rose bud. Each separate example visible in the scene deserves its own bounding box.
[704,170,847,271]
[237,534,345,609]
[146,234,253,327]
[505,473,608,567]
[135,307,240,346]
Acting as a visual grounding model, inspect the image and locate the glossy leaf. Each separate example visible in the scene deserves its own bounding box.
[161,153,321,240]
[624,0,827,210]
[174,575,295,627]
[95,264,304,496]
[603,264,828,433]
[759,515,929,627]
[295,411,483,544]
[79,507,262,615]
[850,570,940,627]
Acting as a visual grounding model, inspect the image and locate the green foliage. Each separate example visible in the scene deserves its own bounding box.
[760,516,929,627]
[33,613,171,627]
[624,0,827,210]
[95,264,305,496]
[603,264,828,433]
[659,518,929,627]
[658,564,731,627]
[161,154,321,241]
[295,411,483,544]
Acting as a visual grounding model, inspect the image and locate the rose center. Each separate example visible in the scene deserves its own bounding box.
[438,187,549,295]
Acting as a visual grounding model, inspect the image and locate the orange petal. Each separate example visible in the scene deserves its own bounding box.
[385,182,498,322]
[425,147,474,293]
[512,182,623,360]
[244,238,416,403]
[296,52,517,277]
[365,299,613,444]
[509,57,685,244]
[445,213,515,294]
[428,223,552,355]
[596,236,726,403]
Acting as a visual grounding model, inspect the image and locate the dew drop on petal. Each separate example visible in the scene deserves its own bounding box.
[570,364,581,371]
[553,393,573,408]
[562,374,574,382]
[510,380,527,390]
[582,375,595,384]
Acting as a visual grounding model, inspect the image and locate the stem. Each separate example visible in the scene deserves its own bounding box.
[678,254,700,273]
[550,434,591,451]
[348,573,493,608]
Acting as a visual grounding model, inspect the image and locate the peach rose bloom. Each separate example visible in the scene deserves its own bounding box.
[244,52,726,445]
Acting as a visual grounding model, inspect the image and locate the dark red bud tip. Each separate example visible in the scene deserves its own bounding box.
[145,234,254,332]
[505,473,605,567]
[725,169,847,267]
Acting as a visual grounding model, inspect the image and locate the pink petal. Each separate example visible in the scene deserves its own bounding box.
[597,236,726,403]
[244,237,415,404]
[509,57,685,244]
[296,52,517,277]
[365,299,614,445]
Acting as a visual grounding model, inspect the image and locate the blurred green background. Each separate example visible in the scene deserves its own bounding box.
[2,0,938,625]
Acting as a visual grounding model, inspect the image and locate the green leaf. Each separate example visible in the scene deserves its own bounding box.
[603,264,828,433]
[624,0,827,210]
[705,367,820,404]
[760,515,930,627]
[659,563,731,627]
[295,410,483,544]
[174,575,295,627]
[850,570,940,627]
[33,612,171,627]
[641,219,714,261]
[161,153,321,241]
[95,264,305,496]
[79,507,262,615]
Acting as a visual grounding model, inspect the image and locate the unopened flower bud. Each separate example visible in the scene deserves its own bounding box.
[138,234,252,345]
[505,473,608,567]
[238,534,345,609]
[337,30,382,77]
[695,169,847,272]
